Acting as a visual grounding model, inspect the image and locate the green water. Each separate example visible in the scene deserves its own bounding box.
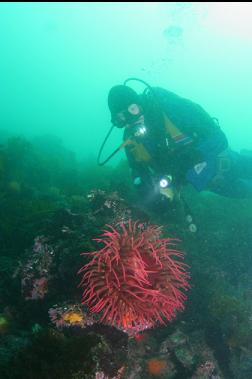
[0,2,251,163]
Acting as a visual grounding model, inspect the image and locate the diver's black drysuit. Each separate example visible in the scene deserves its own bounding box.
[123,87,252,211]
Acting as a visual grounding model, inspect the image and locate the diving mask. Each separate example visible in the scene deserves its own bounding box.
[113,103,143,128]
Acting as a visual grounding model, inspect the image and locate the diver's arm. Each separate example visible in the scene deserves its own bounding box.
[125,146,163,209]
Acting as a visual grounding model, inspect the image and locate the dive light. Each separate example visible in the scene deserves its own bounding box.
[159,175,173,189]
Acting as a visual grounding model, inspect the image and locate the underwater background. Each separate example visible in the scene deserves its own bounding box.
[0,2,252,379]
[1,2,252,159]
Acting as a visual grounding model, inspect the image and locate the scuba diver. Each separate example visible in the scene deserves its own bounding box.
[98,78,252,231]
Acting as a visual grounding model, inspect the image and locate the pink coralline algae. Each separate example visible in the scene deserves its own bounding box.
[28,277,48,300]
[78,220,190,334]
[95,366,125,379]
[21,236,54,300]
[194,360,221,378]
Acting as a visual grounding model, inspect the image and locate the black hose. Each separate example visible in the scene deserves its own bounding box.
[123,77,152,91]
[97,124,117,166]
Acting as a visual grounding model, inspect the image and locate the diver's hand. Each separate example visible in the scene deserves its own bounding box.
[159,186,175,202]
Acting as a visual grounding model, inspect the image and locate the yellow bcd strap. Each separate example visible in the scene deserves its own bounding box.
[123,139,152,162]
[163,113,183,139]
[120,114,186,164]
